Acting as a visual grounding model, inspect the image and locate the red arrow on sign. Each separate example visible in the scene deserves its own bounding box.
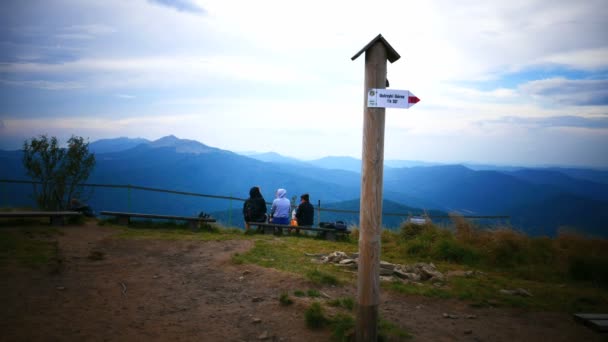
[407,91,420,108]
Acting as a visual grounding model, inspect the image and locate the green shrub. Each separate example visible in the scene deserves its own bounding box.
[568,256,608,287]
[405,240,431,257]
[485,229,528,268]
[307,289,321,297]
[305,302,327,329]
[527,237,556,265]
[327,297,355,311]
[279,293,293,306]
[330,313,355,341]
[434,239,479,264]
[294,290,306,297]
[400,221,427,240]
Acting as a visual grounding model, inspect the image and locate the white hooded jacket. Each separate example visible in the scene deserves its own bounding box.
[270,188,291,218]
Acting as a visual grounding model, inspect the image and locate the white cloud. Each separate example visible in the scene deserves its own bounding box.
[519,78,608,106]
[1,0,608,166]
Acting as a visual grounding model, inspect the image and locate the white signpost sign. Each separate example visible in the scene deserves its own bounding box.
[367,88,420,109]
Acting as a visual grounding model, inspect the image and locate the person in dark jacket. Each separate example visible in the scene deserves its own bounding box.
[243,186,267,230]
[295,193,314,227]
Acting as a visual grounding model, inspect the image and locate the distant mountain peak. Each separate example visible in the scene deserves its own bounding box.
[89,137,150,154]
[149,135,218,154]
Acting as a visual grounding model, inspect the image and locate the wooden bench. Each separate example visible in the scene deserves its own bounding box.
[0,211,82,226]
[247,222,350,241]
[100,211,216,231]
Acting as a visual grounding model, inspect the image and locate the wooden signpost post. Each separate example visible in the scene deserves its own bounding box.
[351,34,418,341]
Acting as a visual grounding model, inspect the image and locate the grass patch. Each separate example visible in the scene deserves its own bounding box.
[113,223,244,242]
[231,237,356,284]
[279,293,293,306]
[379,318,412,341]
[294,290,306,297]
[328,297,355,311]
[0,229,61,268]
[305,302,328,329]
[330,313,355,341]
[307,269,340,286]
[307,289,321,297]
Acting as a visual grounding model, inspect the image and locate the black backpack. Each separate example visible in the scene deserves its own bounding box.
[320,221,347,231]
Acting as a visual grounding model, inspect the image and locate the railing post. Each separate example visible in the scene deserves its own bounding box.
[317,200,321,225]
[128,185,132,212]
[229,193,232,227]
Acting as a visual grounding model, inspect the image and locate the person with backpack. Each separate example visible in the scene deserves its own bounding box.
[270,188,291,225]
[243,186,267,231]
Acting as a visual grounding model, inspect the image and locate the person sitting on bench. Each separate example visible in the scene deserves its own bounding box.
[243,186,268,231]
[270,188,290,225]
[293,193,314,233]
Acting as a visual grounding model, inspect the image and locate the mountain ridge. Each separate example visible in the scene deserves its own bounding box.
[2,135,607,236]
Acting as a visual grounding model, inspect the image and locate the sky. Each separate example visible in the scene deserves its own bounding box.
[0,0,607,168]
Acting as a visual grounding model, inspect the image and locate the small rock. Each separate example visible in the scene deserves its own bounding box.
[379,268,394,276]
[339,259,356,265]
[393,270,421,281]
[464,329,473,335]
[258,331,269,340]
[415,305,422,309]
[252,318,262,324]
[380,276,394,282]
[466,314,477,319]
[243,270,251,275]
[320,291,331,299]
[380,261,396,270]
[442,313,459,319]
[56,286,65,291]
[304,253,325,257]
[238,276,244,281]
[152,275,159,279]
[500,288,532,297]
[514,288,532,297]
[252,297,263,302]
[446,270,467,278]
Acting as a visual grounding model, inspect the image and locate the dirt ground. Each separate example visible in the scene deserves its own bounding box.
[0,223,603,341]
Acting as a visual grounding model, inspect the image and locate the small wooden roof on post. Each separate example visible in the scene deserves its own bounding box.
[351,34,401,63]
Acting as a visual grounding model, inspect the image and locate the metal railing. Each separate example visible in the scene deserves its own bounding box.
[0,179,510,228]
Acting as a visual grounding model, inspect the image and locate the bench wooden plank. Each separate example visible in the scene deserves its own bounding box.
[0,211,82,226]
[247,222,350,241]
[100,211,215,222]
[0,211,82,218]
[100,211,216,230]
[573,313,608,332]
[574,313,608,321]
[589,320,608,332]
